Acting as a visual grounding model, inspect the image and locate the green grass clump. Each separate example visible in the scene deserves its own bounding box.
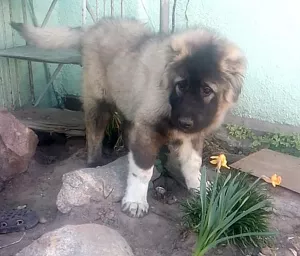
[105,111,124,150]
[105,111,122,137]
[225,124,300,157]
[181,167,277,256]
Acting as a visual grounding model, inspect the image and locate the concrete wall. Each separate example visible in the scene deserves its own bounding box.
[0,0,300,127]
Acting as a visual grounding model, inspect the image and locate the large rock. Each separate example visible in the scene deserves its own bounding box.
[0,109,38,181]
[16,224,134,256]
[56,155,161,213]
[56,155,129,213]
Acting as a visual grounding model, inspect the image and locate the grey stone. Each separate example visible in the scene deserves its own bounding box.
[0,179,4,192]
[213,126,253,155]
[16,224,134,256]
[0,109,38,181]
[260,246,274,256]
[56,156,129,213]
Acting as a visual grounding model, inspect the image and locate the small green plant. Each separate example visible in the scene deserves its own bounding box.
[251,132,300,155]
[105,111,124,151]
[225,124,300,156]
[181,167,276,256]
[226,124,255,140]
[105,111,122,137]
[155,147,170,176]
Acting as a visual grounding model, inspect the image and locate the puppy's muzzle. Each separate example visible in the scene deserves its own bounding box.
[178,117,194,130]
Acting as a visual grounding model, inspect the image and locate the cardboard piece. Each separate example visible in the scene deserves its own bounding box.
[230,149,300,194]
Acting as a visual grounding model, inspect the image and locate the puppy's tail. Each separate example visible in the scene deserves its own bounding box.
[10,22,84,50]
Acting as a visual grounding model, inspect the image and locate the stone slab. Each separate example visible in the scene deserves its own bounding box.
[231,149,300,194]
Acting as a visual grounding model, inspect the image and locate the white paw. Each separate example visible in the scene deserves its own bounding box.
[122,151,153,218]
[121,198,149,218]
[188,180,213,196]
[185,178,201,191]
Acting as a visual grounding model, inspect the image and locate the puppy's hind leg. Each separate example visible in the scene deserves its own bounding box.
[84,99,112,167]
[122,124,166,218]
[82,47,112,167]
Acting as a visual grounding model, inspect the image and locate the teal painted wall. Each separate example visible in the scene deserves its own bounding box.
[0,0,65,108]
[1,0,300,127]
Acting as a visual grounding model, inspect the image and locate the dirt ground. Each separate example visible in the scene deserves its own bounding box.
[0,135,300,256]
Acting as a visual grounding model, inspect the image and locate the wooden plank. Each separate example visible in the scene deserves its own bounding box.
[0,46,81,65]
[11,108,85,137]
[231,149,300,194]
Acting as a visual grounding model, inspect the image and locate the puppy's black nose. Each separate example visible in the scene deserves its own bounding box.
[178,117,194,130]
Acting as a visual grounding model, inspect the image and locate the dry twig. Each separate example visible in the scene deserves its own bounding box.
[185,0,190,28]
[0,232,26,249]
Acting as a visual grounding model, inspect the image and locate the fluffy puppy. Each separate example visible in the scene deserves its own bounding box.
[11,18,247,218]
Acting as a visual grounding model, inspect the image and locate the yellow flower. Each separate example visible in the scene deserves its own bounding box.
[261,174,282,187]
[210,154,230,172]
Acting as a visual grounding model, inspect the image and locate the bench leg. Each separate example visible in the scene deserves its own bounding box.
[34,63,64,107]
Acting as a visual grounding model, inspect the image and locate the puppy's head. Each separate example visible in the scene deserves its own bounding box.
[167,28,247,134]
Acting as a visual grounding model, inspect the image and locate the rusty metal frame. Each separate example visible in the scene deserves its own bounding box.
[160,0,169,33]
[24,0,99,107]
[20,0,169,106]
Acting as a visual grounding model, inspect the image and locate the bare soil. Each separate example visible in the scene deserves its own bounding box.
[0,135,300,256]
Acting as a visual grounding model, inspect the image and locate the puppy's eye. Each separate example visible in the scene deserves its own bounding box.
[175,80,188,95]
[201,86,213,97]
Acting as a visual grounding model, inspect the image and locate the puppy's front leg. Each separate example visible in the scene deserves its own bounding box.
[178,136,205,191]
[121,124,164,218]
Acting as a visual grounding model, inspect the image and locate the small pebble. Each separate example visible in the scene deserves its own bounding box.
[167,195,178,205]
[0,180,4,192]
[39,217,48,224]
[260,246,273,256]
[288,248,297,256]
[155,186,166,195]
[216,249,223,255]
[17,205,27,209]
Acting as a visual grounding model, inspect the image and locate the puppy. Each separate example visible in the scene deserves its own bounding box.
[11,18,247,218]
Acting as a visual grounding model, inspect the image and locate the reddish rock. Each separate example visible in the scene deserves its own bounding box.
[0,109,38,181]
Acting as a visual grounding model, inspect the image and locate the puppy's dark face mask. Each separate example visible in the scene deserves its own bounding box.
[169,43,225,134]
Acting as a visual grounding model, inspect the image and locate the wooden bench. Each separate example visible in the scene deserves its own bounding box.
[0,46,82,107]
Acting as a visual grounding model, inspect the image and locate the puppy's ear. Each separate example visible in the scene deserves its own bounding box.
[221,44,247,102]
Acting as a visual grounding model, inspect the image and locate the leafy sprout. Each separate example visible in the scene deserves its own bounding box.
[105,111,124,151]
[181,167,277,256]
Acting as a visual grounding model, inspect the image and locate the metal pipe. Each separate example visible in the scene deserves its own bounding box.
[28,0,60,106]
[121,0,123,17]
[111,0,114,17]
[34,63,64,107]
[22,0,35,105]
[171,0,177,33]
[86,1,97,23]
[82,0,87,25]
[160,0,169,33]
[96,0,99,20]
[103,0,106,17]
[41,0,58,27]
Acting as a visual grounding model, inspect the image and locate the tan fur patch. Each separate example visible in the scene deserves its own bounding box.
[203,96,232,136]
[221,43,247,75]
[170,29,215,61]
